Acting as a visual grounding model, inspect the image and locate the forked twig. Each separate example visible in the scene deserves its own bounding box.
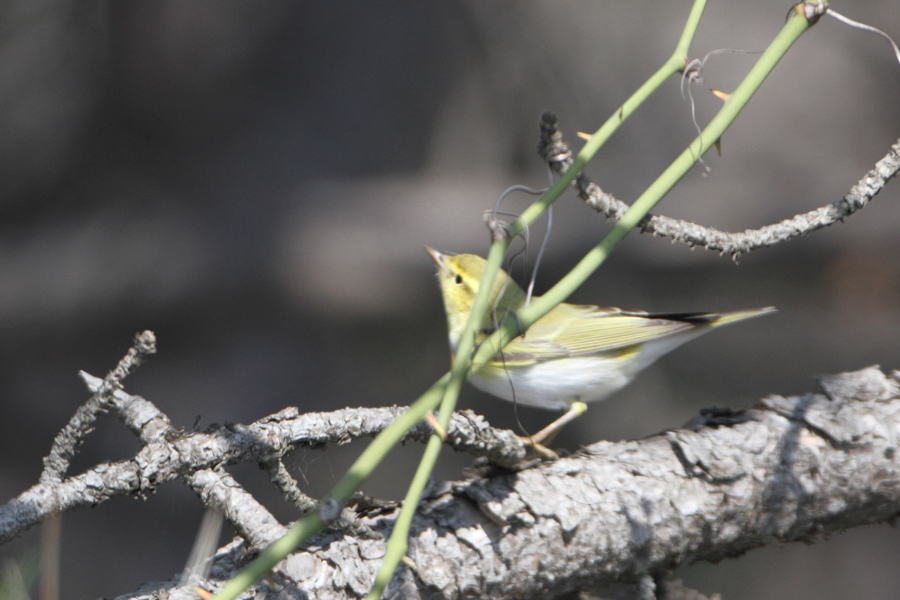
[539,112,900,259]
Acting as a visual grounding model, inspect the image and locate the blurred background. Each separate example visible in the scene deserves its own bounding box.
[0,1,898,598]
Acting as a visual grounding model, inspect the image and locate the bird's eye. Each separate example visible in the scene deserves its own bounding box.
[454,274,463,285]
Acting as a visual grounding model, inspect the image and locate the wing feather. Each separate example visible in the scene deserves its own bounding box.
[496,305,703,364]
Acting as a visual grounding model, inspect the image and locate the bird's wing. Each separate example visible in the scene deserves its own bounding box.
[496,305,702,365]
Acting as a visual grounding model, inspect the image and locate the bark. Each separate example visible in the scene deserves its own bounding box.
[116,366,900,600]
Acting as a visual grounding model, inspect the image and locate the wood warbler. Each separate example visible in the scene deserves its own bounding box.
[427,247,773,441]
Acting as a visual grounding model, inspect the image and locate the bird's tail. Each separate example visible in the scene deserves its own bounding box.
[640,306,776,327]
[707,306,777,327]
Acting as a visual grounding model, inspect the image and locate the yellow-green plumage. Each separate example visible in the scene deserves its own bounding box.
[427,247,774,411]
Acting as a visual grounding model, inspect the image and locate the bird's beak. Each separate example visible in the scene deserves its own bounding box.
[424,246,447,271]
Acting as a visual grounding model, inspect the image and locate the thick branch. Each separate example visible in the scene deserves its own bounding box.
[0,374,529,546]
[150,366,900,600]
[14,335,900,600]
[538,112,900,258]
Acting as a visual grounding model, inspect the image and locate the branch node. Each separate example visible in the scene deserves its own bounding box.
[795,1,828,24]
[318,497,341,525]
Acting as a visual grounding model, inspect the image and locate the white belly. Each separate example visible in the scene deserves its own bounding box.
[470,355,634,410]
[468,330,710,410]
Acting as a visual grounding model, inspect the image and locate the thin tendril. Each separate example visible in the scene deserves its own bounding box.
[680,48,763,176]
[487,183,551,449]
[826,9,900,66]
[525,166,558,305]
[525,205,552,306]
[491,185,548,222]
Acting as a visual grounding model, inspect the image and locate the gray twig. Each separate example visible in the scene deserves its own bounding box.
[265,458,318,513]
[538,112,900,258]
[186,469,286,551]
[40,331,157,484]
[264,458,383,540]
[1,367,529,547]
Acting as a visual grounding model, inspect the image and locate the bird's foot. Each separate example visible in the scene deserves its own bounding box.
[517,436,560,461]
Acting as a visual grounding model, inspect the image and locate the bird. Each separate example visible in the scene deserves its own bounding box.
[426,246,774,446]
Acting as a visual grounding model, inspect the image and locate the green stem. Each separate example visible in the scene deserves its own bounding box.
[366,243,508,598]
[213,4,814,600]
[367,306,473,597]
[212,374,450,600]
[366,431,444,597]
[212,513,324,599]
[363,3,714,599]
[512,0,706,239]
[473,9,812,369]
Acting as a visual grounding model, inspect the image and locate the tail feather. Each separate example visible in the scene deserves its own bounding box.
[636,307,776,327]
[707,307,777,327]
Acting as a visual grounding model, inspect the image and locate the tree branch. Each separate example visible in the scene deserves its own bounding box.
[8,338,900,598]
[125,366,900,600]
[0,366,531,548]
[538,112,900,258]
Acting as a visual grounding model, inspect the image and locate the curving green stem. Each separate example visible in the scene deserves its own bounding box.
[368,5,812,599]
[364,1,714,598]
[213,3,815,599]
[473,7,812,371]
[211,374,451,599]
[513,0,706,238]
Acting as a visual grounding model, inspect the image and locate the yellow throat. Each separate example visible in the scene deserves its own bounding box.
[425,247,524,354]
